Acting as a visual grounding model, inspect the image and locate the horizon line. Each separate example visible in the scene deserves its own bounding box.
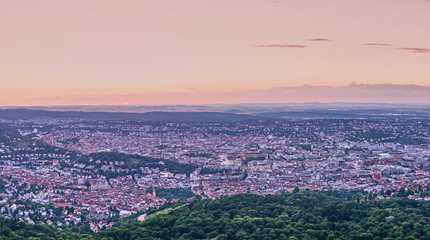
[2,101,430,109]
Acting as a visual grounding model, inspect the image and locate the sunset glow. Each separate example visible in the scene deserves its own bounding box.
[1,0,430,105]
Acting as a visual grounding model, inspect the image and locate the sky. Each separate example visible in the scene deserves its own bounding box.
[0,0,429,106]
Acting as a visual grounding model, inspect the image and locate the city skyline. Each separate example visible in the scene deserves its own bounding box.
[1,0,430,106]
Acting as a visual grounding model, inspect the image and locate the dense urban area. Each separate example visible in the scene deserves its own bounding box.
[0,112,429,239]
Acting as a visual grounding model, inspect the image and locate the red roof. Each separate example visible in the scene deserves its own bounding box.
[54,203,72,208]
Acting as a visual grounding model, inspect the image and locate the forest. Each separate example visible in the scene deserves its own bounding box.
[2,190,430,239]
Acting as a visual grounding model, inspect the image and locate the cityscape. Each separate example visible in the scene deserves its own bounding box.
[1,110,429,233]
[1,0,430,239]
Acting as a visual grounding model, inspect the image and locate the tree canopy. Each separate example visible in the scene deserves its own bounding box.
[2,190,430,239]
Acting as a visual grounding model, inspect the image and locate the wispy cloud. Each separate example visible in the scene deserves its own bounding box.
[254,44,306,48]
[306,38,331,42]
[362,43,430,53]
[29,83,430,105]
[234,83,430,103]
[362,43,393,47]
[395,47,430,53]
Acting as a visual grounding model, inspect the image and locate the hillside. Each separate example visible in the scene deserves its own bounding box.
[2,191,430,239]
[0,109,265,122]
[95,191,430,240]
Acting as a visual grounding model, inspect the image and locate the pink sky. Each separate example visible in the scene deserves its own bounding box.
[1,0,429,106]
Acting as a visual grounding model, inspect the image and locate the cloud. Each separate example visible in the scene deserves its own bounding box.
[362,43,430,53]
[306,38,331,42]
[26,83,430,105]
[362,43,393,47]
[254,44,307,48]
[231,83,430,104]
[395,47,430,53]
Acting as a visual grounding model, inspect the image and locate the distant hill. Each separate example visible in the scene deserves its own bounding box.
[1,103,429,121]
[256,109,430,119]
[13,102,430,115]
[0,109,265,122]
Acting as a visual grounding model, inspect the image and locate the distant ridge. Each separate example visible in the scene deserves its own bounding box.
[1,103,429,121]
[0,109,265,122]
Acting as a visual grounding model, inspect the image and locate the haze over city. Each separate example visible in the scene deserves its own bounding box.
[1,0,430,106]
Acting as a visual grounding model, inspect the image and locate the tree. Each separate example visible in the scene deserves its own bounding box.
[398,188,406,197]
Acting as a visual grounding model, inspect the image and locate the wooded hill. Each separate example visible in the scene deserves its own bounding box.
[2,190,430,239]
